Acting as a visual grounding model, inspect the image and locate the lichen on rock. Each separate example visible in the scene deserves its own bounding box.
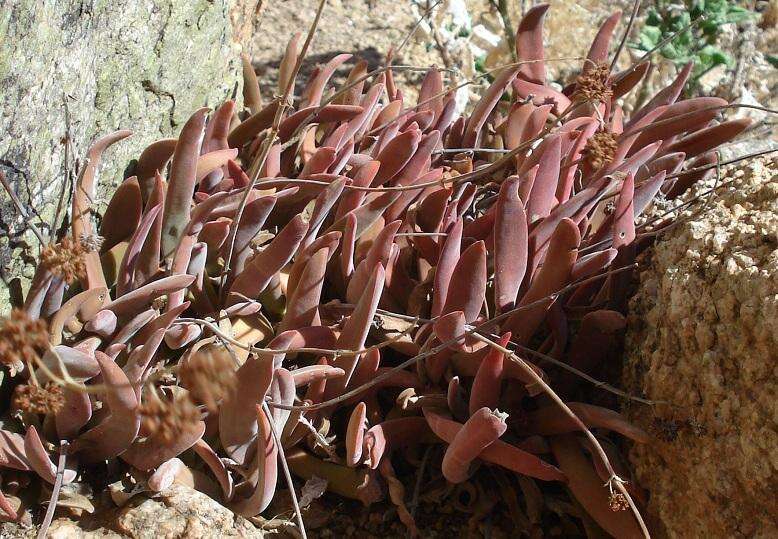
[0,0,241,309]
[624,156,778,537]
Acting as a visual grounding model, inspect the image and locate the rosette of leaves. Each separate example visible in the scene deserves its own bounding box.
[0,4,752,537]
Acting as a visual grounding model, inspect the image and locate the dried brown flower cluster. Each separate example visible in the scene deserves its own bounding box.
[584,130,619,171]
[575,62,613,103]
[0,309,49,374]
[12,382,65,415]
[139,390,201,445]
[609,492,630,512]
[179,346,236,413]
[39,237,87,283]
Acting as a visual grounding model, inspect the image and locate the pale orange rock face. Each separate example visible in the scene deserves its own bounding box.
[625,157,778,538]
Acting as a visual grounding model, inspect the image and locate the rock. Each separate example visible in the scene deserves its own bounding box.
[113,485,266,538]
[624,156,778,538]
[1,485,270,538]
[0,0,241,308]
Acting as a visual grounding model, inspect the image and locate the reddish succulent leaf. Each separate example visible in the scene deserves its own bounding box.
[512,78,571,115]
[228,195,277,276]
[100,176,142,253]
[504,103,535,151]
[73,130,132,290]
[227,99,280,148]
[161,108,208,258]
[571,248,618,281]
[612,173,636,249]
[134,171,165,286]
[346,220,399,303]
[55,388,92,440]
[442,240,487,323]
[391,130,439,188]
[291,365,345,387]
[195,149,238,183]
[424,409,565,481]
[549,435,644,537]
[516,4,550,84]
[372,129,422,186]
[36,345,99,384]
[302,53,352,107]
[335,161,379,220]
[135,138,176,201]
[629,97,727,154]
[463,67,519,148]
[666,151,718,198]
[72,351,140,463]
[612,61,650,99]
[286,231,341,299]
[25,426,75,484]
[0,430,30,472]
[302,177,348,250]
[337,59,369,106]
[229,215,308,303]
[116,204,162,297]
[193,438,234,501]
[525,134,562,223]
[663,118,750,159]
[469,333,511,415]
[629,62,693,128]
[583,12,621,72]
[441,407,508,483]
[506,218,580,343]
[230,406,279,516]
[342,83,385,142]
[279,246,331,331]
[526,403,649,443]
[269,368,296,434]
[204,100,236,152]
[431,218,463,317]
[346,402,368,467]
[219,353,273,465]
[332,263,386,391]
[104,274,194,317]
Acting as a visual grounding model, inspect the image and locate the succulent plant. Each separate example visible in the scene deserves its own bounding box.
[0,4,752,537]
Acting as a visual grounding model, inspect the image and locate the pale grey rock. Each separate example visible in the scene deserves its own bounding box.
[0,0,241,307]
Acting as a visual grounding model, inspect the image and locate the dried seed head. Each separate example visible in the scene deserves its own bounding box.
[139,390,200,445]
[583,130,618,171]
[12,382,65,415]
[179,345,237,413]
[608,492,630,512]
[40,237,87,283]
[0,309,50,375]
[574,63,613,103]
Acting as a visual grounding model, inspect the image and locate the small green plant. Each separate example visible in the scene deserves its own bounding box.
[632,0,755,89]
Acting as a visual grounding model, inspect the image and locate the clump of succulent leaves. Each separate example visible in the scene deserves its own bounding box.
[0,5,749,537]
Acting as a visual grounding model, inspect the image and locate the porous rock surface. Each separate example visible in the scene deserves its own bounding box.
[0,485,267,538]
[0,0,240,306]
[624,157,778,538]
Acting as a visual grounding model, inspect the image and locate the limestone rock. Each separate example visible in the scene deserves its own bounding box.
[113,485,265,538]
[0,0,241,306]
[624,157,778,537]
